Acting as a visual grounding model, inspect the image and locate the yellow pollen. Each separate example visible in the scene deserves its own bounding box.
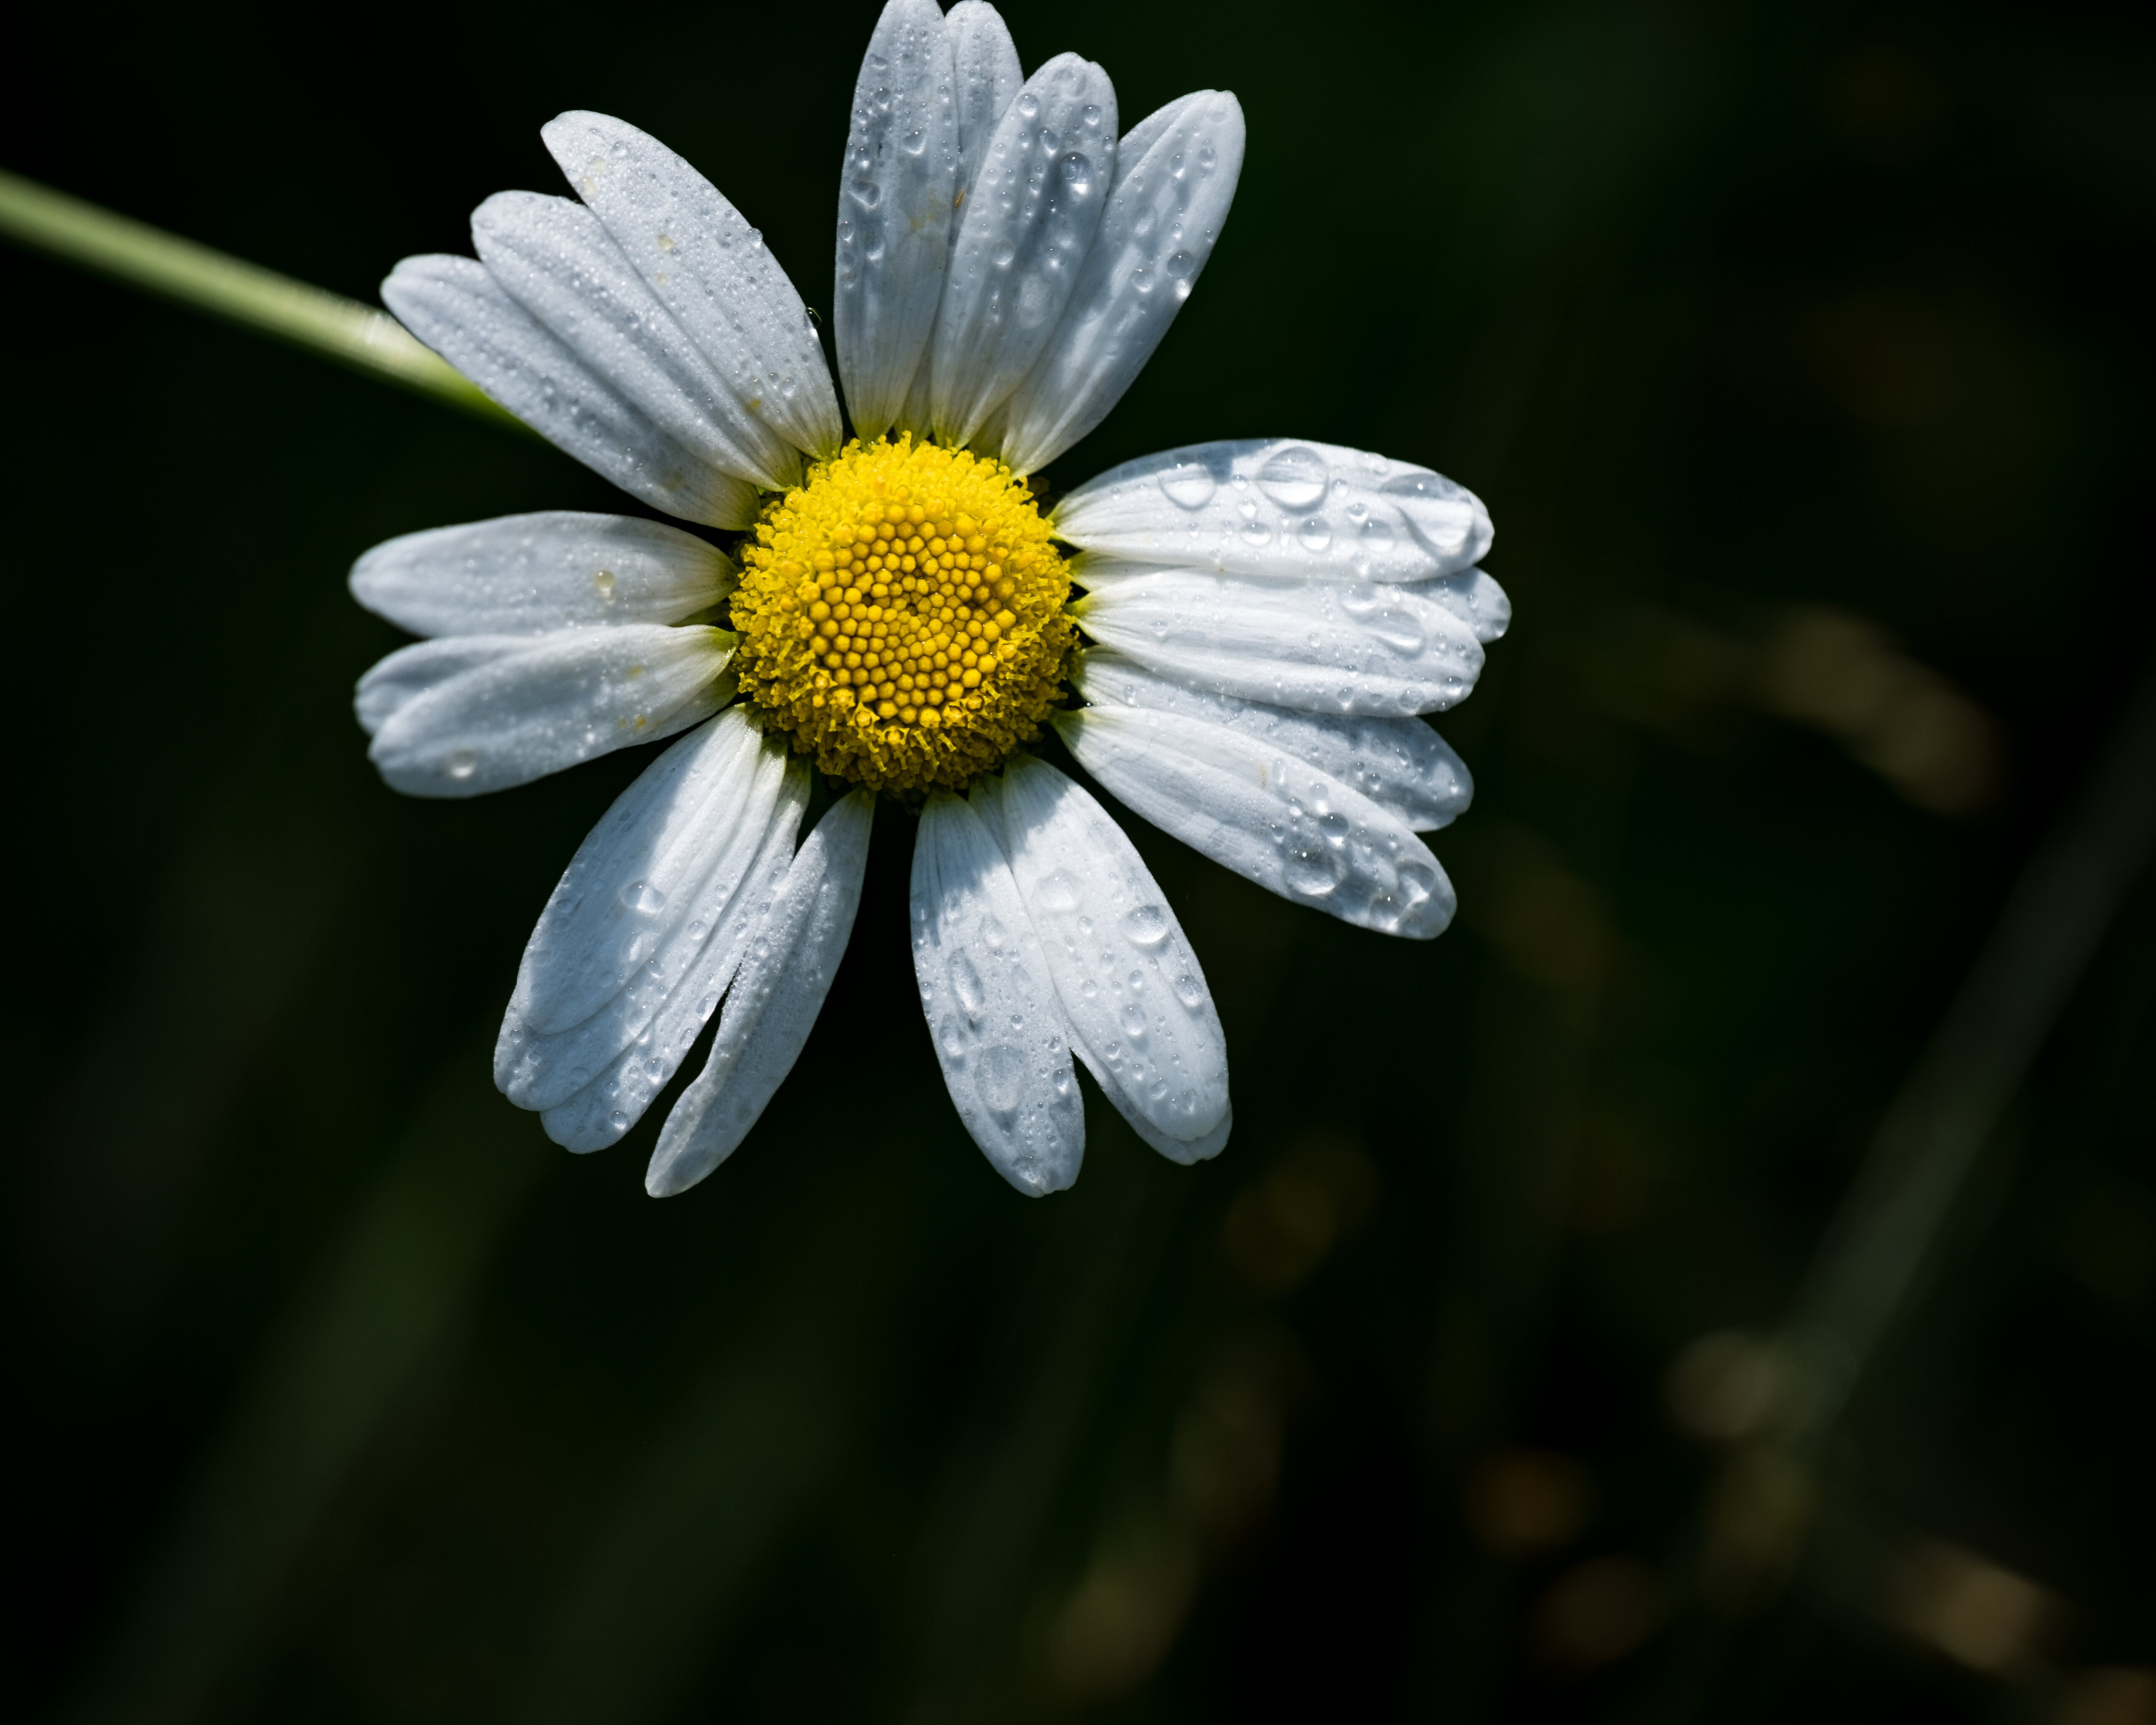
[731,436,1075,793]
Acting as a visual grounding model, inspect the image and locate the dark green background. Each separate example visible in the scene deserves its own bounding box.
[3,0,2151,1719]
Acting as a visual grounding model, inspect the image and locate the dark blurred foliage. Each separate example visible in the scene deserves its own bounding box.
[2,0,2152,1720]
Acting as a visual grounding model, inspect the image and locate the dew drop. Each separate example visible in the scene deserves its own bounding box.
[1033,870,1083,915]
[1285,844,1349,899]
[977,1044,1025,1113]
[445,749,479,780]
[1121,904,1170,947]
[1297,517,1334,551]
[619,879,667,914]
[1255,444,1329,510]
[1157,461,1216,510]
[950,951,987,1018]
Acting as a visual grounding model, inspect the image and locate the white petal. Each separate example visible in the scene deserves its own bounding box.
[363,625,734,798]
[382,254,759,529]
[644,791,875,1194]
[971,758,1229,1161]
[1055,705,1456,939]
[1417,568,1512,644]
[493,708,779,1060]
[928,54,1118,447]
[1072,567,1484,716]
[948,1,1023,214]
[910,792,1085,1196]
[540,111,844,462]
[834,0,958,441]
[472,191,800,492]
[536,757,811,1147]
[1072,650,1472,830]
[995,92,1246,474]
[1054,438,1494,582]
[350,511,733,639]
[355,636,527,737]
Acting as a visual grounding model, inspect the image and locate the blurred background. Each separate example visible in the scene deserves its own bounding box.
[3,0,2151,1719]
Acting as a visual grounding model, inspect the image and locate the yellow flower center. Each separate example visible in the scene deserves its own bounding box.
[731,436,1075,794]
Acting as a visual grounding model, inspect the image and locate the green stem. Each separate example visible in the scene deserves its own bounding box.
[0,166,526,431]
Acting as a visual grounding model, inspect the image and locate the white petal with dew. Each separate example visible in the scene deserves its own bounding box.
[1055,705,1456,940]
[383,255,759,529]
[911,793,1085,1196]
[362,624,733,798]
[929,54,1118,447]
[541,110,844,462]
[971,758,1230,1162]
[355,636,527,737]
[1054,438,1494,583]
[351,511,734,639]
[1072,650,1472,830]
[494,707,775,1054]
[646,791,875,1194]
[536,758,810,1145]
[834,0,958,441]
[472,191,800,492]
[995,92,1246,474]
[948,2,1024,218]
[1073,567,1483,717]
[1415,568,1511,644]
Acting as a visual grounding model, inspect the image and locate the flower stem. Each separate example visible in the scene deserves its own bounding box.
[0,167,527,432]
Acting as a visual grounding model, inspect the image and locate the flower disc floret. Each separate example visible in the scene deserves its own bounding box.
[732,436,1075,793]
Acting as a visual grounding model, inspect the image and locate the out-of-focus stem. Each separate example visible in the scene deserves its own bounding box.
[0,167,525,431]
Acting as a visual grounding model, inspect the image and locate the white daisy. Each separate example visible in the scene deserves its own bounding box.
[350,0,1507,1199]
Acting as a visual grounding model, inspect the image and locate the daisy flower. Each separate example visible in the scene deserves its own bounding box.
[350,0,1507,1198]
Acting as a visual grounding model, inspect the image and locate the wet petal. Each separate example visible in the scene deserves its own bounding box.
[995,92,1246,474]
[472,191,800,491]
[360,624,734,798]
[350,511,734,639]
[533,756,810,1146]
[911,792,1085,1196]
[1054,438,1494,582]
[972,757,1230,1162]
[929,53,1118,447]
[492,707,778,1058]
[1072,566,1483,716]
[1056,704,1457,939]
[1073,649,1472,830]
[541,110,844,463]
[833,0,958,441]
[382,254,759,528]
[645,791,875,1194]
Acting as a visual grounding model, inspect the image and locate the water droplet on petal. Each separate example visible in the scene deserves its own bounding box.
[1121,904,1169,947]
[1255,444,1329,510]
[1157,461,1216,510]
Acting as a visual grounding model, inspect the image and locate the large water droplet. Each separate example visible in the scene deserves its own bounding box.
[1297,518,1334,551]
[1380,470,1478,557]
[445,749,479,780]
[1286,844,1349,899]
[1033,870,1083,915]
[1255,445,1328,510]
[977,1044,1025,1113]
[849,176,881,210]
[950,951,987,1019]
[1120,1003,1150,1040]
[1121,904,1169,947]
[620,879,667,914]
[899,128,927,156]
[992,237,1016,267]
[1061,152,1094,195]
[1016,91,1041,119]
[1157,462,1216,510]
